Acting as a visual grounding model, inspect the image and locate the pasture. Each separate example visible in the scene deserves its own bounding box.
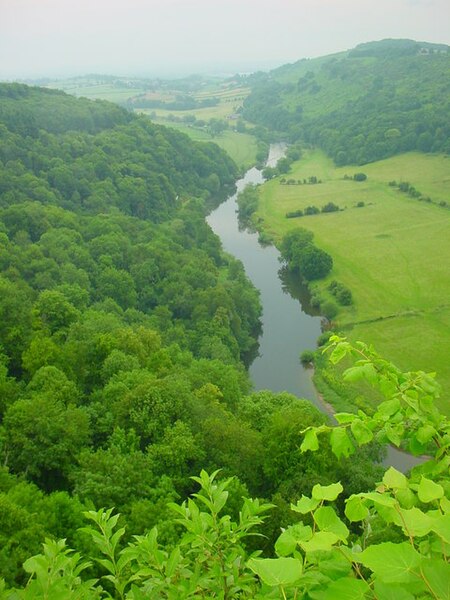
[256,150,450,409]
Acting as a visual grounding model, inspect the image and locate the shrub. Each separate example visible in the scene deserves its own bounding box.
[305,205,320,215]
[285,210,303,219]
[321,300,338,319]
[299,350,315,365]
[321,202,339,213]
[353,172,367,181]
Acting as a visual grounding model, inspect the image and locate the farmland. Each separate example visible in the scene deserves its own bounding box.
[256,150,450,408]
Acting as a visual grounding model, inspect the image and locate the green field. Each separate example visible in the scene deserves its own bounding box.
[137,84,250,122]
[156,122,258,171]
[47,82,145,103]
[256,150,450,409]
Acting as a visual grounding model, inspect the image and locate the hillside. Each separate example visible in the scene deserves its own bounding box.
[243,39,450,164]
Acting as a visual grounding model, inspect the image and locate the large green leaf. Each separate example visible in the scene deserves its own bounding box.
[382,467,408,490]
[300,531,340,553]
[312,482,343,502]
[421,559,450,600]
[431,513,450,544]
[330,428,354,459]
[373,581,416,600]
[351,419,373,445]
[376,398,401,418]
[345,496,369,522]
[247,557,303,586]
[291,495,320,514]
[314,506,349,541]
[398,507,433,537]
[358,542,422,583]
[310,577,370,600]
[275,524,312,557]
[301,428,319,452]
[359,492,396,507]
[417,476,444,503]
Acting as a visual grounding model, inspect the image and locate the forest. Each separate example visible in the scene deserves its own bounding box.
[0,71,449,598]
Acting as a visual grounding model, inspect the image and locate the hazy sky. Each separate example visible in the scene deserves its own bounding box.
[1,0,449,79]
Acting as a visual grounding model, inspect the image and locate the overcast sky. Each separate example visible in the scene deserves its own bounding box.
[1,0,449,79]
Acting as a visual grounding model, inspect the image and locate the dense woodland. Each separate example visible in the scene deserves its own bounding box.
[0,84,386,590]
[242,39,450,164]
[0,68,449,598]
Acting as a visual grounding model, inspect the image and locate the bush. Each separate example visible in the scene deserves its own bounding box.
[316,330,334,347]
[328,280,353,305]
[356,201,365,208]
[299,350,315,365]
[321,202,339,213]
[305,205,320,215]
[353,172,367,182]
[285,210,303,219]
[336,287,352,305]
[321,300,338,320]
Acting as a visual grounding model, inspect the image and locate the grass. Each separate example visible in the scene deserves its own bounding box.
[256,150,450,411]
[137,85,250,123]
[154,122,258,171]
[47,83,145,103]
[138,102,239,122]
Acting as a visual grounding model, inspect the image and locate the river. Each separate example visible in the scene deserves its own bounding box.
[207,144,422,472]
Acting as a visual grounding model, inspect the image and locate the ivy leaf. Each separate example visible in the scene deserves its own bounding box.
[358,542,422,583]
[312,482,343,502]
[417,476,444,503]
[314,506,349,541]
[345,496,369,522]
[311,577,371,600]
[247,557,303,586]
[291,495,320,514]
[383,467,408,490]
[300,531,340,553]
[301,429,319,452]
[330,428,354,459]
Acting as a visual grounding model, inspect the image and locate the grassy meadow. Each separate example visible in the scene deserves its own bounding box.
[137,85,250,122]
[47,82,145,103]
[256,150,450,409]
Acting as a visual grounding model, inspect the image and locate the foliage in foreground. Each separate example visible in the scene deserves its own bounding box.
[2,338,449,599]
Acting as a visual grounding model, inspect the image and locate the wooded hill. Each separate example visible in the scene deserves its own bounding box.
[0,84,386,588]
[242,39,450,164]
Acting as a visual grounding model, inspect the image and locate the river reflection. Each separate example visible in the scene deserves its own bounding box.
[207,145,323,405]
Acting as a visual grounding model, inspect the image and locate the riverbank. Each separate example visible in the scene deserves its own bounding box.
[253,148,450,414]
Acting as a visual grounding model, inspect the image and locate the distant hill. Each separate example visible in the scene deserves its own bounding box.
[243,39,450,164]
